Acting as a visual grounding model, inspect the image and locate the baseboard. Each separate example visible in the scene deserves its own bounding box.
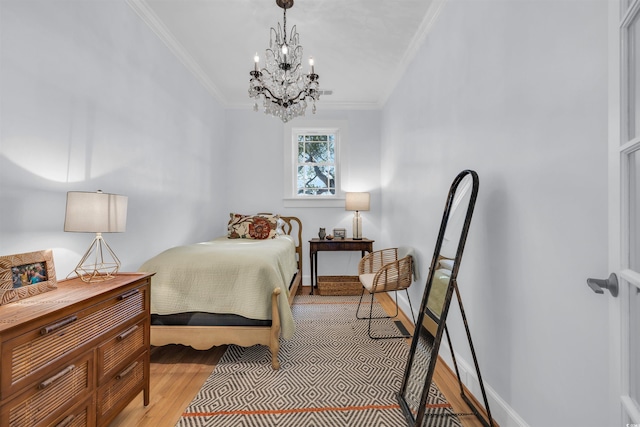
[438,347,530,427]
[395,294,529,427]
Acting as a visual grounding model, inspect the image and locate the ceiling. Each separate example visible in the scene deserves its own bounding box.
[127,0,440,110]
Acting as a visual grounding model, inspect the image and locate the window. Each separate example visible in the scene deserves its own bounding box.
[283,120,348,207]
[296,132,336,196]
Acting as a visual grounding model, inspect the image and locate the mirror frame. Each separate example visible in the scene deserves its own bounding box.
[397,169,479,427]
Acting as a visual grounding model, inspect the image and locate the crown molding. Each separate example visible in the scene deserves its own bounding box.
[377,0,448,107]
[125,0,227,105]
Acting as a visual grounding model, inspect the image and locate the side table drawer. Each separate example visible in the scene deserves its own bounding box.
[97,352,146,425]
[97,318,147,383]
[1,351,94,427]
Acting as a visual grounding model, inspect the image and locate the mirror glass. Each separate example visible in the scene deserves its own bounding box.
[398,171,477,427]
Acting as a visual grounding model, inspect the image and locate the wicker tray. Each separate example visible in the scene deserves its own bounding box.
[317,276,363,296]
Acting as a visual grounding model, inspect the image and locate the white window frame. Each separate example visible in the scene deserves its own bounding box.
[283,120,348,207]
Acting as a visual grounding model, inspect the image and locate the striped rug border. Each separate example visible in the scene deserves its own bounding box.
[182,402,454,418]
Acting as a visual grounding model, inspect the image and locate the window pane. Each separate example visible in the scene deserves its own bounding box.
[306,142,330,163]
[297,165,335,195]
[631,150,639,271]
[305,135,328,142]
[628,12,640,140]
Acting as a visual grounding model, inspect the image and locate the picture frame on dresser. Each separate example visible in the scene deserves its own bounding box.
[0,249,57,305]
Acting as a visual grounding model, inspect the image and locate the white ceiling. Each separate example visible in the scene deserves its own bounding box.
[127,0,440,110]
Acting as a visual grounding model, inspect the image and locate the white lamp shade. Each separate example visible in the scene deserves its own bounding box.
[345,192,370,211]
[64,191,128,233]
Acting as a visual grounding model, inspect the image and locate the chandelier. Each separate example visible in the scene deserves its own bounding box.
[249,0,320,123]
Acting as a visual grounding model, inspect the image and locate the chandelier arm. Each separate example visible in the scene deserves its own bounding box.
[259,85,308,106]
[283,89,309,104]
[289,62,302,75]
[259,86,284,103]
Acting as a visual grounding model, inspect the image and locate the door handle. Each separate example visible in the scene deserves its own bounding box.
[587,273,618,297]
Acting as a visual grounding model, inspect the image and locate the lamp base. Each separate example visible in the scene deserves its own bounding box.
[352,211,363,240]
[72,233,121,283]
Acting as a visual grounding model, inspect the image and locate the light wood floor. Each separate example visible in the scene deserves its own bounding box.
[109,287,495,426]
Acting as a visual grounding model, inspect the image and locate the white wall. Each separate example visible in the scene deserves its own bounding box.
[381,1,609,426]
[0,0,228,278]
[224,109,382,284]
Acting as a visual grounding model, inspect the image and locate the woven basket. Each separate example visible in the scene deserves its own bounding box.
[317,276,363,296]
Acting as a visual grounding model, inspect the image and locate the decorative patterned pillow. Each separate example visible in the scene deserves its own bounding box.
[227,213,279,239]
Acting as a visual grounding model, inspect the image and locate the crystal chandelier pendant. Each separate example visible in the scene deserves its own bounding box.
[248,0,320,123]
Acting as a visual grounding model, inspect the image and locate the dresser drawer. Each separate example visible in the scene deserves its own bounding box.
[97,352,146,426]
[46,394,95,427]
[97,318,147,383]
[1,285,148,397]
[1,351,94,427]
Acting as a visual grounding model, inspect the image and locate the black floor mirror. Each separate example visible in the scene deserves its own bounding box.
[397,169,493,427]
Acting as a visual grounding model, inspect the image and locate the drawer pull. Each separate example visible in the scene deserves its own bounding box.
[38,364,75,390]
[118,289,139,300]
[40,315,78,335]
[116,361,138,380]
[117,324,139,341]
[55,414,75,427]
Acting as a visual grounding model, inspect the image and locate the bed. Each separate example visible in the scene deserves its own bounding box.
[138,215,302,370]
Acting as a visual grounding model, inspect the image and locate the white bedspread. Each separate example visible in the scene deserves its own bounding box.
[139,235,297,339]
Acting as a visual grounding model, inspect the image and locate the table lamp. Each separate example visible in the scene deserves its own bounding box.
[345,192,370,240]
[64,190,128,282]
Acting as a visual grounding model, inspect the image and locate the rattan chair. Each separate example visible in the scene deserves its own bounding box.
[356,248,416,339]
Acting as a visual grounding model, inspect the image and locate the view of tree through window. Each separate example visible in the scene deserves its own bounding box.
[297,133,336,195]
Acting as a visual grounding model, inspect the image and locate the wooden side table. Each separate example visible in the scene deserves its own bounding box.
[309,238,374,294]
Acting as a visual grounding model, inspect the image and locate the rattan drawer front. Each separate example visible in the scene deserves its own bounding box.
[98,319,146,381]
[47,395,95,427]
[50,409,86,427]
[5,287,146,394]
[97,353,145,423]
[3,352,93,427]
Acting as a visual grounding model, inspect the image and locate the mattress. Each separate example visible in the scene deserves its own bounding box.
[139,235,297,339]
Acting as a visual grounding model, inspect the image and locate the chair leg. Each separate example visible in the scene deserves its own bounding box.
[365,290,415,340]
[405,289,416,325]
[356,288,400,320]
[356,287,368,319]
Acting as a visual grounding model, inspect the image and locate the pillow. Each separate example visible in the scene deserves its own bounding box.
[439,258,454,271]
[227,213,279,239]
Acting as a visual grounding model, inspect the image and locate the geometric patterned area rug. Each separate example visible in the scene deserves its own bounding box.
[177,295,463,427]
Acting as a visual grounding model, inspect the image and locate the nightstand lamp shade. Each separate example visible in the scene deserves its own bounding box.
[345,192,370,240]
[64,190,128,282]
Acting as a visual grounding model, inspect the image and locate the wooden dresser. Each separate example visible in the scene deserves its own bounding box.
[0,272,151,427]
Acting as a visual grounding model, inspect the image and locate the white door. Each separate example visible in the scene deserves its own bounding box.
[609,0,640,423]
